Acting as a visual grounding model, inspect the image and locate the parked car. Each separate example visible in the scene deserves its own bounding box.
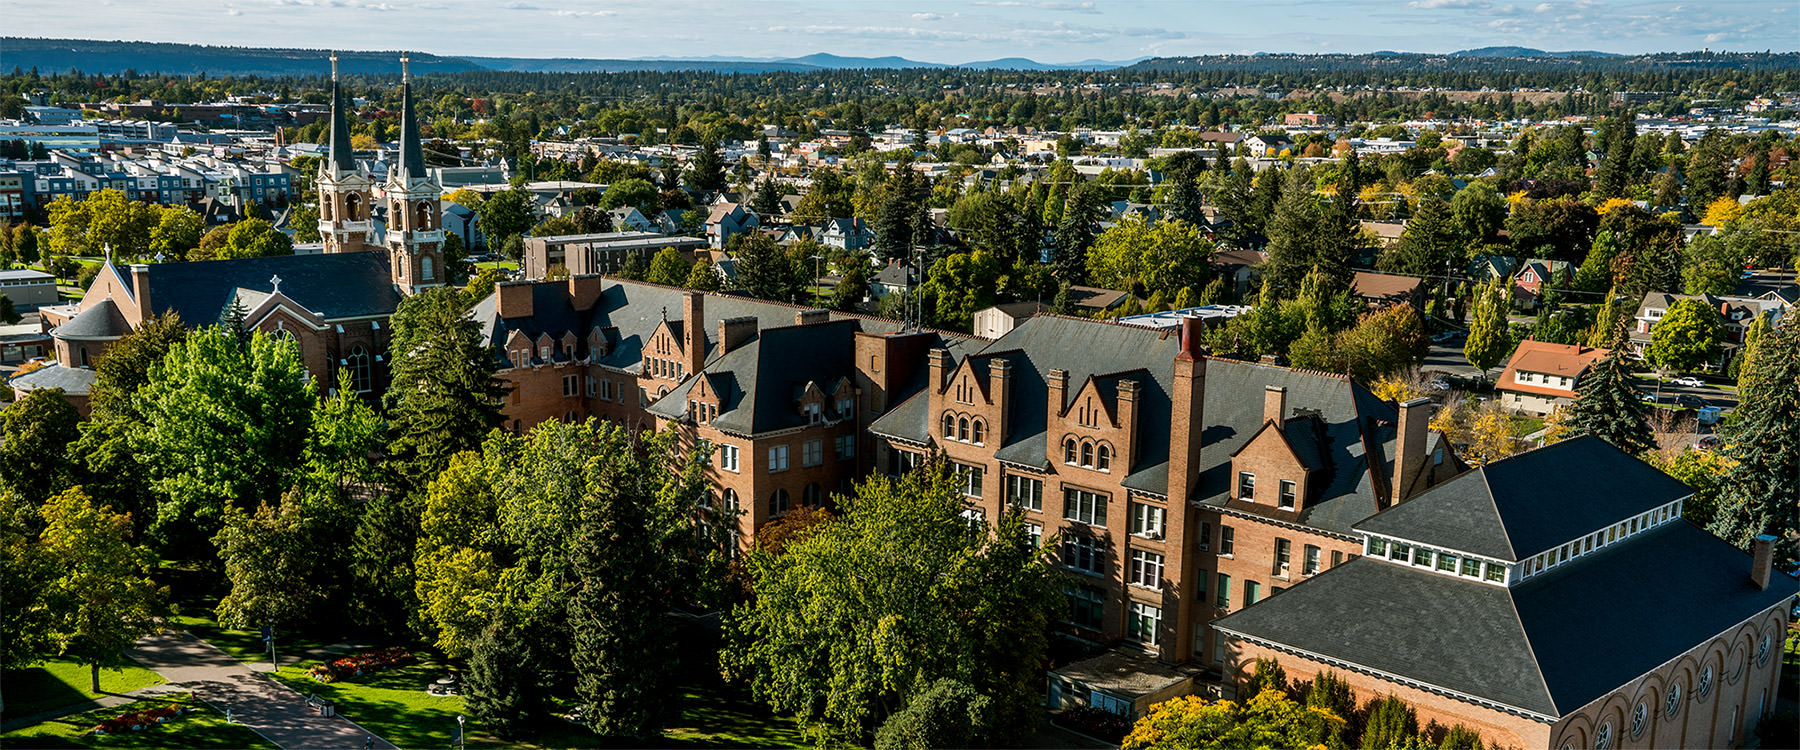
[1676,394,1709,409]
[1671,376,1705,387]
[1697,435,1721,450]
[1426,379,1450,391]
[1431,331,1465,344]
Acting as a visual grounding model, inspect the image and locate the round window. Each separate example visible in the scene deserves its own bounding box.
[1595,720,1613,750]
[1665,683,1683,717]
[1756,634,1772,667]
[1696,665,1714,700]
[1630,703,1648,739]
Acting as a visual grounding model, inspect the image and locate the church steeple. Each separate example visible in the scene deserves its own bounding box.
[383,53,445,296]
[395,54,427,181]
[316,51,374,256]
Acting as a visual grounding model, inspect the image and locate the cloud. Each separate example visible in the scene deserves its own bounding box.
[969,1,1100,13]
[552,8,611,16]
[911,12,941,20]
[225,7,242,14]
[1407,0,1488,8]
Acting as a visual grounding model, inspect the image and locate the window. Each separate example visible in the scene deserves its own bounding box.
[1065,586,1103,630]
[1437,553,1457,573]
[1483,562,1505,582]
[585,376,597,398]
[943,413,955,438]
[837,396,854,418]
[1080,441,1094,468]
[1127,602,1162,645]
[1128,502,1165,538]
[1096,444,1111,472]
[1198,522,1212,551]
[1274,539,1291,575]
[1303,545,1321,575]
[1665,683,1683,718]
[802,483,823,508]
[1237,471,1255,500]
[1244,580,1261,605]
[802,439,823,467]
[1063,438,1077,465]
[345,345,372,393]
[768,445,789,472]
[834,434,855,461]
[1278,480,1296,509]
[1063,488,1107,526]
[1390,543,1411,562]
[1368,538,1388,557]
[1025,522,1042,549]
[959,506,985,536]
[1215,573,1231,607]
[719,445,740,473]
[957,417,969,441]
[1630,703,1648,739]
[1129,549,1164,589]
[1007,475,1043,512]
[971,419,985,445]
[1595,720,1613,750]
[421,255,434,282]
[1062,535,1101,574]
[1414,548,1434,567]
[1461,558,1482,577]
[769,489,790,516]
[1219,525,1235,556]
[1332,550,1344,567]
[952,462,984,498]
[721,489,739,511]
[1695,665,1713,701]
[563,374,579,397]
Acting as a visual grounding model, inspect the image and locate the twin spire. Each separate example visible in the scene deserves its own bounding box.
[323,51,425,181]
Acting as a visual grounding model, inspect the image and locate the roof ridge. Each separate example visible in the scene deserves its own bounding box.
[1478,469,1519,560]
[1502,580,1559,715]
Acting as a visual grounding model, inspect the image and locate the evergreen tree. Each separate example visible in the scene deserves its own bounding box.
[686,138,727,194]
[1051,283,1076,315]
[466,613,537,739]
[734,233,803,302]
[1381,197,1458,276]
[384,288,506,488]
[1593,115,1636,198]
[1051,183,1102,285]
[1557,352,1655,455]
[1361,695,1419,750]
[1708,320,1800,566]
[1166,174,1206,229]
[684,257,723,292]
[751,176,784,218]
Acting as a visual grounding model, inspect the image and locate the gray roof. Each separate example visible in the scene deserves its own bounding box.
[1049,648,1204,700]
[647,319,861,434]
[1215,522,1798,719]
[8,363,96,396]
[1355,436,1694,562]
[136,252,401,325]
[51,298,131,340]
[0,269,54,282]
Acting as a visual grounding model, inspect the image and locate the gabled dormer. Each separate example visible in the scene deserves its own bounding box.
[503,329,533,369]
[644,318,690,382]
[687,371,722,426]
[585,327,608,362]
[1225,386,1326,517]
[929,349,1015,450]
[1047,368,1144,477]
[797,380,830,425]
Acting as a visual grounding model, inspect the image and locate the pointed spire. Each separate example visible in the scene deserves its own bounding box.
[326,51,355,173]
[395,53,426,181]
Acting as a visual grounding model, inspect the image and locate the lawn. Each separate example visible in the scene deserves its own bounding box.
[264,653,468,750]
[166,614,333,669]
[1,658,167,721]
[1509,416,1545,438]
[473,260,519,272]
[1,692,274,750]
[660,684,808,748]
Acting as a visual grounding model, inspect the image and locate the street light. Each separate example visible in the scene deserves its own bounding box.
[456,715,465,749]
[810,254,823,308]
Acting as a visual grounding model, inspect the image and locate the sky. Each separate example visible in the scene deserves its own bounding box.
[8,0,1796,63]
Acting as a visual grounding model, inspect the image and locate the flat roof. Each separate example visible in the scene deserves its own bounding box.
[0,269,54,282]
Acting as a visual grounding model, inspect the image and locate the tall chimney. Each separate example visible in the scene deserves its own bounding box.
[682,291,705,374]
[128,264,153,326]
[1177,315,1202,360]
[1392,397,1433,505]
[1047,368,1069,416]
[496,280,534,319]
[718,316,758,356]
[990,358,1011,443]
[928,348,952,393]
[1263,385,1287,426]
[1751,535,1775,591]
[1165,330,1207,662]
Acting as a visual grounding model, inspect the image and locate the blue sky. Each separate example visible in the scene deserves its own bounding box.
[10,0,1796,62]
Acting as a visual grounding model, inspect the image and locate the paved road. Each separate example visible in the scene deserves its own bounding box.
[128,630,396,750]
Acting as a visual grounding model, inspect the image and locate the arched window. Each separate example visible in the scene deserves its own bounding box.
[346,345,372,393]
[1064,438,1077,465]
[416,200,433,230]
[802,483,822,507]
[273,328,301,359]
[345,192,362,220]
[1081,441,1094,468]
[1096,444,1112,472]
[721,489,739,511]
[943,414,956,438]
[322,199,333,221]
[421,255,435,282]
[957,417,969,442]
[770,489,791,516]
[971,419,985,445]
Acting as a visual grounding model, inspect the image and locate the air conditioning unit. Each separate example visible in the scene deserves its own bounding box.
[1197,542,1210,552]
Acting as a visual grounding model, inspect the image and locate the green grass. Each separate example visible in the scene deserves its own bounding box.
[166,614,332,668]
[660,685,808,748]
[1,659,167,720]
[474,260,519,271]
[265,653,468,750]
[1,692,274,749]
[1509,416,1545,438]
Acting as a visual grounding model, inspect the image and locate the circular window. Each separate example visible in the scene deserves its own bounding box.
[1756,634,1772,667]
[1630,703,1648,739]
[1665,683,1683,717]
[1696,665,1714,700]
[1594,721,1613,750]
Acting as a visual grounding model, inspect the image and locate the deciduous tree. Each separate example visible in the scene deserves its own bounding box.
[0,387,82,501]
[41,488,169,693]
[1462,276,1513,372]
[1646,298,1720,374]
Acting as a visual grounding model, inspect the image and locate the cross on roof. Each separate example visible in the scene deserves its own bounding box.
[270,274,283,295]
[330,51,339,81]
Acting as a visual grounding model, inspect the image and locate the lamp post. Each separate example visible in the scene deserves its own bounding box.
[810,254,823,307]
[455,715,465,748]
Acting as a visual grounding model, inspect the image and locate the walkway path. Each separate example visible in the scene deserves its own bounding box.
[127,630,397,750]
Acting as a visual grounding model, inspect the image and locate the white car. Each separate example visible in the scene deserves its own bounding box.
[1671,376,1705,387]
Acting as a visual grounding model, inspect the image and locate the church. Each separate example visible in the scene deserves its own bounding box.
[32,54,442,407]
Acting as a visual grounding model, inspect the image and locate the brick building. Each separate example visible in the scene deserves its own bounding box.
[1215,437,1796,749]
[868,314,1467,699]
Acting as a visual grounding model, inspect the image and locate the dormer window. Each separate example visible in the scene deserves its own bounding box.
[1237,472,1256,501]
[1278,480,1296,509]
[837,396,854,418]
[539,345,550,361]
[1095,444,1111,472]
[805,403,823,424]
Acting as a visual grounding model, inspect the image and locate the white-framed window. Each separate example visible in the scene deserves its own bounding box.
[834,434,855,461]
[1218,525,1234,556]
[585,375,597,398]
[1007,474,1043,512]
[1025,522,1042,549]
[1278,480,1297,509]
[951,462,984,498]
[1303,545,1321,575]
[1237,471,1255,500]
[1129,549,1164,590]
[837,396,854,418]
[1274,538,1292,576]
[768,445,789,472]
[1127,602,1162,645]
[1129,501,1165,539]
[1063,487,1107,526]
[959,506,985,536]
[718,444,740,473]
[802,439,823,467]
[1061,534,1102,574]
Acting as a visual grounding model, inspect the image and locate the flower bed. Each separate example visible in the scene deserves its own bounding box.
[309,647,413,682]
[91,703,185,734]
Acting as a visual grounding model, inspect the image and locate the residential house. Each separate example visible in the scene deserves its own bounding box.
[1350,271,1426,311]
[973,301,1050,340]
[1496,341,1608,416]
[1513,260,1573,311]
[521,231,709,280]
[819,217,875,252]
[871,259,920,301]
[608,206,655,233]
[707,202,759,250]
[1628,292,1785,367]
[1210,249,1264,301]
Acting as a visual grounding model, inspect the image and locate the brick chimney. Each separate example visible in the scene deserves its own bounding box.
[717,316,758,356]
[1166,317,1207,662]
[496,281,534,319]
[989,357,1011,443]
[1117,378,1140,470]
[928,348,953,393]
[682,291,705,374]
[1751,535,1775,590]
[795,308,829,326]
[128,264,153,325]
[1047,368,1069,416]
[567,274,604,312]
[1263,385,1287,426]
[1392,397,1433,505]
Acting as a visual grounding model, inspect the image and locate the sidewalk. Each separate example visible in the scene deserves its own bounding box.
[127,630,397,750]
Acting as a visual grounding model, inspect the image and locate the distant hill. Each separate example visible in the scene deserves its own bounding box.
[462,56,821,74]
[1448,46,1623,58]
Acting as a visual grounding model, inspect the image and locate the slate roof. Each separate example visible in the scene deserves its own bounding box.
[135,252,400,325]
[646,319,860,434]
[1215,521,1798,719]
[1353,436,1693,562]
[8,363,97,396]
[51,298,131,340]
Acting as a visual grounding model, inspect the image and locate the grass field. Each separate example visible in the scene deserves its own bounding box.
[265,653,467,749]
[1,692,274,750]
[1,659,167,721]
[165,614,334,669]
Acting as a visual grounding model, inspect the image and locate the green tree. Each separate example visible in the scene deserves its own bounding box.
[598,178,658,212]
[132,328,314,547]
[1119,690,1347,750]
[0,387,82,501]
[1557,352,1655,455]
[1735,315,1771,392]
[413,451,503,659]
[1651,448,1732,528]
[465,612,538,739]
[1708,320,1800,566]
[1339,304,1429,382]
[41,487,169,693]
[686,138,727,193]
[384,288,506,488]
[874,678,993,750]
[734,233,804,303]
[1381,197,1459,276]
[1360,695,1419,750]
[723,462,1062,742]
[684,257,723,292]
[1051,183,1103,285]
[213,490,347,632]
[1086,216,1213,299]
[304,371,385,490]
[921,250,1001,331]
[147,206,204,260]
[1449,181,1506,244]
[222,217,293,258]
[1462,277,1513,372]
[1,492,58,671]
[1646,298,1720,374]
[751,176,784,218]
[644,246,693,287]
[1505,198,1598,263]
[476,187,537,246]
[74,313,186,540]
[829,261,870,312]
[190,224,232,262]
